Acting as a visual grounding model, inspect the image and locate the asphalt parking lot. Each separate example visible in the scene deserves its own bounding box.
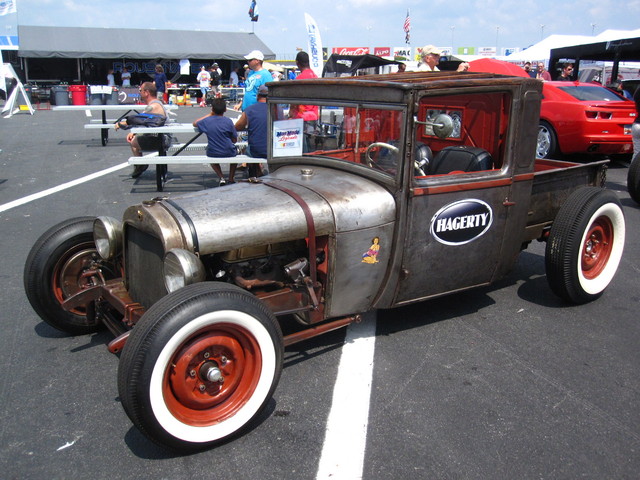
[1,103,639,480]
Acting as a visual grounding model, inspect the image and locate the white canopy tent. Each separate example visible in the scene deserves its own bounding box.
[507,29,640,63]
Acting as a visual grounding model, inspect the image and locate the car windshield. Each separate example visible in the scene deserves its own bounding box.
[269,102,404,177]
[557,85,626,102]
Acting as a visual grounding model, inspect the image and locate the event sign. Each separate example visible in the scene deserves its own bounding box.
[393,47,412,60]
[374,47,391,57]
[457,47,475,55]
[273,119,304,157]
[332,47,370,55]
[478,47,497,57]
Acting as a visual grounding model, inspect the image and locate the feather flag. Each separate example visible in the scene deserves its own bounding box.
[403,9,411,45]
[248,0,259,22]
[304,13,324,77]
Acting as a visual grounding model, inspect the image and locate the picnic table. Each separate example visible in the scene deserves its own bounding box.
[129,123,254,191]
[53,104,179,146]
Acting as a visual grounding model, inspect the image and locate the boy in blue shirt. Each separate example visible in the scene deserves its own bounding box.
[193,98,237,185]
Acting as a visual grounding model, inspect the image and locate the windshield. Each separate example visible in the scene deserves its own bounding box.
[269,102,404,177]
[557,85,626,102]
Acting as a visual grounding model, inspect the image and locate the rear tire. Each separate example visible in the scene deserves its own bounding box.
[545,188,625,304]
[627,152,640,204]
[118,282,283,451]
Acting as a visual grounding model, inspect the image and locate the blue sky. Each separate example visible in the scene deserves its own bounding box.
[5,0,640,58]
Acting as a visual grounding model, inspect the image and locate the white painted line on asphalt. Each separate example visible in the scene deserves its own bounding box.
[316,313,377,480]
[0,162,129,213]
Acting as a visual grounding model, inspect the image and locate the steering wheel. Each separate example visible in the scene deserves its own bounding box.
[365,142,399,171]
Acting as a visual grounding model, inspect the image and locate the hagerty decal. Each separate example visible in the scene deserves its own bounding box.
[430,199,493,245]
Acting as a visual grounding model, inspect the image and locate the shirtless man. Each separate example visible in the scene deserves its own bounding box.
[115,82,167,177]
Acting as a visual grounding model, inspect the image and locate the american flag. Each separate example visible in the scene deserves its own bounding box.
[403,10,410,45]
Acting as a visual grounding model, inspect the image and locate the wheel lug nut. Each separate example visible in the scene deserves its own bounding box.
[199,384,206,392]
[189,370,196,377]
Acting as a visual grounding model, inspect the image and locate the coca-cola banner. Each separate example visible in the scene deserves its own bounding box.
[374,47,391,57]
[331,47,370,55]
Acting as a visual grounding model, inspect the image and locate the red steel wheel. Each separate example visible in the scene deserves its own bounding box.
[164,323,263,425]
[580,215,614,280]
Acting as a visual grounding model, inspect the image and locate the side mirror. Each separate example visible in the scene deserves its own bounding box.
[414,113,455,139]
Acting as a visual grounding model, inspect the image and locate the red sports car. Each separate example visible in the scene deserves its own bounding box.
[537,81,636,159]
[467,60,636,159]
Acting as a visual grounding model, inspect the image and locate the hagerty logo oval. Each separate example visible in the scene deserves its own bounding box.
[430,199,493,245]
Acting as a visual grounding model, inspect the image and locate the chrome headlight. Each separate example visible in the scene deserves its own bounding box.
[164,249,206,293]
[93,216,123,260]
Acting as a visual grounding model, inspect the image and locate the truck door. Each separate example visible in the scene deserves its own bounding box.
[395,91,530,304]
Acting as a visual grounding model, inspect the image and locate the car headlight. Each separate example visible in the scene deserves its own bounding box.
[164,248,206,293]
[93,216,123,260]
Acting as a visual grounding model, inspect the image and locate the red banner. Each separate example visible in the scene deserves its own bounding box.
[331,47,370,55]
[374,47,391,57]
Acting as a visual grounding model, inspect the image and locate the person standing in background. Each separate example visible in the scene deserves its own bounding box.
[287,51,318,122]
[197,65,211,107]
[154,64,169,102]
[236,50,271,111]
[230,67,240,86]
[209,65,221,97]
[557,63,574,81]
[536,62,551,81]
[106,69,115,87]
[121,67,131,87]
[524,62,536,78]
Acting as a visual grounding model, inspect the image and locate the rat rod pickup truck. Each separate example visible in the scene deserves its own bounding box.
[24,71,626,451]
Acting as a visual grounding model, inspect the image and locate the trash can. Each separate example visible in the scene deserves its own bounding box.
[69,85,87,105]
[52,85,69,106]
[105,87,119,105]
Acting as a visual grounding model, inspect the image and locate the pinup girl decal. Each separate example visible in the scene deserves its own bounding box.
[362,237,380,264]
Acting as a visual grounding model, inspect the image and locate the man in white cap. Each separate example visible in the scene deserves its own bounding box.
[236,50,272,111]
[416,44,469,72]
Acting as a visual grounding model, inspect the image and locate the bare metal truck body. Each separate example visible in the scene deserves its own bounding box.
[25,72,625,451]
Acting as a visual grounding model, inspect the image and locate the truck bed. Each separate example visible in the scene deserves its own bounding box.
[524,158,608,240]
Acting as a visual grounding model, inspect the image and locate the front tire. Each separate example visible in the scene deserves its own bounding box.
[545,188,625,304]
[627,152,640,204]
[118,282,283,451]
[537,121,558,159]
[23,216,114,334]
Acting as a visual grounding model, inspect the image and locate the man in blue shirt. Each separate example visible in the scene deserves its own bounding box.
[236,50,272,111]
[235,84,268,177]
